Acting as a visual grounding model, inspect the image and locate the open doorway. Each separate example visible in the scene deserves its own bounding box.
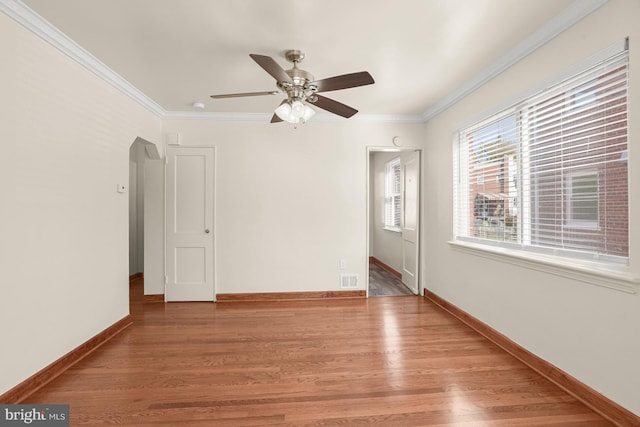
[129,142,144,279]
[367,148,421,297]
[128,137,161,287]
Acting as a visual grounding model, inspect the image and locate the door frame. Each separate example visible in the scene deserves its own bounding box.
[366,146,423,297]
[164,144,217,302]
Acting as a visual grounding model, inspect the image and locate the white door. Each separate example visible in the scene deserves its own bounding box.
[165,146,215,301]
[401,150,420,294]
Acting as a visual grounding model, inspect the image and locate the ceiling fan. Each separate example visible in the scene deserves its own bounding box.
[210,50,375,125]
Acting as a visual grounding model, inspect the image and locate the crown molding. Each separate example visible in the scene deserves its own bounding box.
[0,0,166,118]
[421,0,609,121]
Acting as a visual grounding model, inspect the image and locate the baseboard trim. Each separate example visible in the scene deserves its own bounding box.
[424,290,639,427]
[143,294,165,303]
[217,290,366,303]
[129,272,143,283]
[369,256,402,279]
[0,315,133,404]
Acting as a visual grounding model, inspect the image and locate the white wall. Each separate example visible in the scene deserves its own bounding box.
[422,0,640,415]
[369,151,403,272]
[0,13,162,395]
[148,120,425,296]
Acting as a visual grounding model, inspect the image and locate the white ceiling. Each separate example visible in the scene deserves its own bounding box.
[19,0,579,118]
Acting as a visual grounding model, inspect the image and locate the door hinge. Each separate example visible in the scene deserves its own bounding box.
[164,275,168,285]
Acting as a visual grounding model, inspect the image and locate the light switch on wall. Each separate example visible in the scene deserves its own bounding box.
[117,184,127,193]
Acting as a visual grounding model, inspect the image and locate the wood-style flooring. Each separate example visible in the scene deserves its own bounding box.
[24,278,612,426]
[368,261,414,296]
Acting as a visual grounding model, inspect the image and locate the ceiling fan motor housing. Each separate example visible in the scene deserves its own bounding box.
[279,64,317,102]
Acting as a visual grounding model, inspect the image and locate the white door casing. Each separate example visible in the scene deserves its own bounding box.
[165,146,215,301]
[401,150,420,294]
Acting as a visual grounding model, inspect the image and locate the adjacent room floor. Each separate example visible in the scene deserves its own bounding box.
[23,278,612,426]
[368,261,414,297]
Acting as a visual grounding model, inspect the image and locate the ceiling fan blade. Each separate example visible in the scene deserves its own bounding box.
[210,91,279,99]
[310,95,358,118]
[312,71,374,93]
[250,54,293,83]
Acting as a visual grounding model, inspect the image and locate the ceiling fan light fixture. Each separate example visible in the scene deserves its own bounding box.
[274,101,293,122]
[275,100,315,124]
[301,105,315,122]
[290,99,305,118]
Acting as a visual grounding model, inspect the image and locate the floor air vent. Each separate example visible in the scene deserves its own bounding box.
[340,274,359,289]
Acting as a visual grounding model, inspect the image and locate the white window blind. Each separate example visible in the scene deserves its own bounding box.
[385,157,401,231]
[454,48,629,262]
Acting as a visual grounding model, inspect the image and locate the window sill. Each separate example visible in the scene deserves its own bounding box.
[384,226,402,233]
[448,239,639,294]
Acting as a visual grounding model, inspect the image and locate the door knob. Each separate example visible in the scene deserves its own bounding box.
[205,229,210,234]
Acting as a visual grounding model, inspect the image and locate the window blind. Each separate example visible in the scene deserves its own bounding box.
[454,48,628,262]
[385,157,402,230]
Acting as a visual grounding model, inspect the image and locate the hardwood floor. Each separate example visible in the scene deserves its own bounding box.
[23,278,612,426]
